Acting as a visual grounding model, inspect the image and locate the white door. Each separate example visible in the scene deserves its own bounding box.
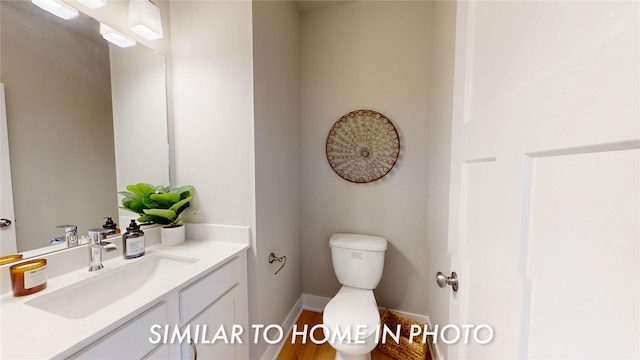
[0,83,18,255]
[444,1,639,359]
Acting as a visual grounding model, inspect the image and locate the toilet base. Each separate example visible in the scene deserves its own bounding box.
[335,350,371,360]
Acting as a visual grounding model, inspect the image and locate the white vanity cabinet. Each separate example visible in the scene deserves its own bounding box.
[179,255,247,360]
[70,252,247,360]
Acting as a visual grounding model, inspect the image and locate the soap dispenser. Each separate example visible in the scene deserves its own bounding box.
[103,217,120,235]
[122,220,145,259]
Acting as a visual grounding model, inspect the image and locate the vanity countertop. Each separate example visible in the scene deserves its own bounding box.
[0,238,249,359]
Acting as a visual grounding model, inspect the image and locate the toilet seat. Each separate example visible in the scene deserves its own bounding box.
[323,286,380,344]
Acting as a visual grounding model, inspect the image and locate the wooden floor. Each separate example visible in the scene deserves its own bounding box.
[277,310,395,360]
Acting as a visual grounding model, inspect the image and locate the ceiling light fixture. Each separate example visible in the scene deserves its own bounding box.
[31,0,79,20]
[128,0,163,41]
[100,23,136,48]
[77,0,107,9]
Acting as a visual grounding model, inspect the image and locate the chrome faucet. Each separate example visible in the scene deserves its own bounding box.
[56,224,78,248]
[87,228,117,272]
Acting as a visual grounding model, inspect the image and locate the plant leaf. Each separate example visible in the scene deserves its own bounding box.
[142,194,161,209]
[142,214,172,225]
[143,208,177,221]
[118,191,138,199]
[124,197,146,213]
[171,185,194,194]
[150,193,181,207]
[174,212,197,225]
[169,196,192,213]
[127,183,156,197]
[119,206,142,215]
[152,216,171,225]
[136,215,153,224]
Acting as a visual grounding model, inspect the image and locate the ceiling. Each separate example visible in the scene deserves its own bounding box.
[294,0,355,13]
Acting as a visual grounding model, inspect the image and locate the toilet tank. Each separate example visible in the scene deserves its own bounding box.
[330,233,387,290]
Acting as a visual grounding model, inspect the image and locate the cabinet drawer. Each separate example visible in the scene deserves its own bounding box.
[71,302,168,359]
[180,256,241,325]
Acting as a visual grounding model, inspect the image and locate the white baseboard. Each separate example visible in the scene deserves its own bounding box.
[386,308,428,324]
[261,296,303,360]
[302,293,331,312]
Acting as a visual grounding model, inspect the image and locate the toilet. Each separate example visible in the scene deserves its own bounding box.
[323,233,388,360]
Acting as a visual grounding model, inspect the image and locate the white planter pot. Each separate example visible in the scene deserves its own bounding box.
[161,225,185,246]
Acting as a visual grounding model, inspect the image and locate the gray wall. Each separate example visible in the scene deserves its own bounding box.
[253,1,302,357]
[170,2,452,358]
[300,1,433,315]
[170,2,303,358]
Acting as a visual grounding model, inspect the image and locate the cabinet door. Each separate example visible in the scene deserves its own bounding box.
[182,285,244,360]
[180,256,242,325]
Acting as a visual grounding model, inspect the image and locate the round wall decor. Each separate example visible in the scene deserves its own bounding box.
[325,109,400,183]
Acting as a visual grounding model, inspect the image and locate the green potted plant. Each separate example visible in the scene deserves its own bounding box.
[119,183,196,246]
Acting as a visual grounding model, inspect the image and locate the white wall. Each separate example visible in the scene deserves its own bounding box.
[169,0,259,356]
[170,0,255,230]
[252,2,302,358]
[426,1,456,358]
[300,1,433,315]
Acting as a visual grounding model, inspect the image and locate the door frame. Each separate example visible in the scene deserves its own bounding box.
[1,83,18,255]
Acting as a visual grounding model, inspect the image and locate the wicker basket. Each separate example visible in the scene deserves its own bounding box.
[376,309,430,360]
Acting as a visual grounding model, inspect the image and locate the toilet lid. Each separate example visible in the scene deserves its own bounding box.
[323,287,380,341]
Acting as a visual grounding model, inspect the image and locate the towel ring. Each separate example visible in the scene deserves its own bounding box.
[268,252,286,275]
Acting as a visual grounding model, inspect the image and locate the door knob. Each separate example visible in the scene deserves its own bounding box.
[436,271,459,292]
[0,219,11,228]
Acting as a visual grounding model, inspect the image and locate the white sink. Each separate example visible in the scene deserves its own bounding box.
[26,254,198,319]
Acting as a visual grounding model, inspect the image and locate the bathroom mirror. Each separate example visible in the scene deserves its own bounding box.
[0,1,169,256]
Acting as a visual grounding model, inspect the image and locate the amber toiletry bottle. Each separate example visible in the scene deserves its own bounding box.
[103,217,120,235]
[122,220,145,259]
